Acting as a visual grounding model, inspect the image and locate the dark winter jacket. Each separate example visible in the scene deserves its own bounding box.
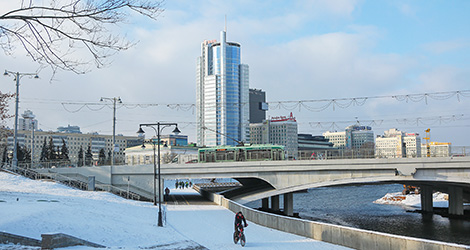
[234,212,247,228]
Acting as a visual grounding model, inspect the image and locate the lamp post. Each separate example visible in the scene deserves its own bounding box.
[137,122,180,227]
[100,97,122,166]
[3,70,39,169]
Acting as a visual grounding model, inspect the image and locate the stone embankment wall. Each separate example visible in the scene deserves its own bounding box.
[198,188,470,250]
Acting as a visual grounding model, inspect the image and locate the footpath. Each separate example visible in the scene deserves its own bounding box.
[166,188,351,250]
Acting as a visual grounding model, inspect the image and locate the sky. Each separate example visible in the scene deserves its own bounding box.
[1,0,469,146]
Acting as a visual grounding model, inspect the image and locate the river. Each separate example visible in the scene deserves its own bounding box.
[245,184,470,246]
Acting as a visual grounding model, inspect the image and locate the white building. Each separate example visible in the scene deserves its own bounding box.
[323,125,374,150]
[250,113,298,159]
[18,110,38,131]
[421,142,451,157]
[196,28,249,147]
[376,128,421,158]
[4,129,142,166]
[125,144,198,165]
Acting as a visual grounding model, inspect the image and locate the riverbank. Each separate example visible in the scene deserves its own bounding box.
[375,191,470,220]
[246,184,470,246]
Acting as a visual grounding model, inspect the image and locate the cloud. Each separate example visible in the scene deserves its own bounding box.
[397,3,417,18]
[422,39,469,54]
[246,28,414,101]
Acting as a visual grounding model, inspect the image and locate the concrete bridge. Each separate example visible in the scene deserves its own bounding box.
[36,156,470,217]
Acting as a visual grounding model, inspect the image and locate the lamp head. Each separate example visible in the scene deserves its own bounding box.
[3,70,8,76]
[172,126,181,135]
[136,127,145,135]
[118,97,122,103]
[141,143,146,149]
[34,74,39,79]
[100,98,103,102]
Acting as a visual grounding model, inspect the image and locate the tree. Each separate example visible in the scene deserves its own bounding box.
[59,138,69,161]
[98,148,106,166]
[0,0,164,76]
[1,145,7,165]
[0,92,14,124]
[47,137,56,161]
[40,137,48,162]
[107,150,112,165]
[77,146,84,167]
[85,144,93,166]
[17,143,30,163]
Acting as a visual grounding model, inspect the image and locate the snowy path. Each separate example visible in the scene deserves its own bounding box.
[166,189,351,250]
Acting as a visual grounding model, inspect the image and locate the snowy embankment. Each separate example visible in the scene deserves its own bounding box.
[374,191,449,208]
[0,172,351,250]
[0,172,196,249]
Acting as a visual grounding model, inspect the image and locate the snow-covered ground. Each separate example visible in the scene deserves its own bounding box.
[0,172,351,250]
[374,191,450,208]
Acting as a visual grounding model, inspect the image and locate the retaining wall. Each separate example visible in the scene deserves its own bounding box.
[0,232,41,247]
[199,189,470,250]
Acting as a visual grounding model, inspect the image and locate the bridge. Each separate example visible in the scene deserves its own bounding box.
[35,156,470,217]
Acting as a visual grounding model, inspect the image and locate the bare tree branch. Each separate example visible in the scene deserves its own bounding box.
[0,0,165,77]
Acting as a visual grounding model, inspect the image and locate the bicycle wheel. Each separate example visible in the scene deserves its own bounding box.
[240,234,246,247]
[233,231,239,244]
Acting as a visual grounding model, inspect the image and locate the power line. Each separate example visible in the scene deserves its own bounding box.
[18,89,469,113]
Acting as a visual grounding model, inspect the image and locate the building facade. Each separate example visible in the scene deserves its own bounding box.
[323,125,375,150]
[249,88,267,124]
[298,134,334,151]
[18,110,38,131]
[250,113,298,159]
[196,29,249,147]
[375,128,421,158]
[421,142,451,157]
[125,144,198,166]
[4,129,142,166]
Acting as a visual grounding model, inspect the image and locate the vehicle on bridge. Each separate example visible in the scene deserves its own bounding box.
[198,145,285,163]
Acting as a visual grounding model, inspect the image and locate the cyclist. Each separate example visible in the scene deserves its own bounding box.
[234,211,248,234]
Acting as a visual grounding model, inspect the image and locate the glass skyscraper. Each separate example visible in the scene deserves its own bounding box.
[196,29,249,146]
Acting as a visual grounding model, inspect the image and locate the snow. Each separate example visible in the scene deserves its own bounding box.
[373,191,450,208]
[0,172,350,250]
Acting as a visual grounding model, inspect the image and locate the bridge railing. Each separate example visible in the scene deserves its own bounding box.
[297,146,469,160]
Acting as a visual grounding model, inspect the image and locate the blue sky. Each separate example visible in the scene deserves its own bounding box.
[1,0,469,146]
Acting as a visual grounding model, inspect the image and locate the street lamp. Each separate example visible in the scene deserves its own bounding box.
[3,70,39,169]
[100,97,122,166]
[137,122,180,227]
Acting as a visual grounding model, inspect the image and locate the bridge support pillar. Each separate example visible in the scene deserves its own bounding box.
[448,186,464,216]
[283,193,294,216]
[420,185,433,213]
[271,195,280,211]
[262,198,269,210]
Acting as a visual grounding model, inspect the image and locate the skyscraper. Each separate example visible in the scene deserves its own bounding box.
[249,88,267,124]
[196,29,249,146]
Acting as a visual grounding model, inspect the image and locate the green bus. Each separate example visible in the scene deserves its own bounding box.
[198,144,285,163]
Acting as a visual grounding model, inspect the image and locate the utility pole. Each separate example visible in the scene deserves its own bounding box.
[3,70,39,169]
[100,97,122,166]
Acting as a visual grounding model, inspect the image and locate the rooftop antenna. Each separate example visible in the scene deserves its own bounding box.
[224,15,227,32]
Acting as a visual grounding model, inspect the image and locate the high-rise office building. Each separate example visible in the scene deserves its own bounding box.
[196,28,249,146]
[249,88,267,124]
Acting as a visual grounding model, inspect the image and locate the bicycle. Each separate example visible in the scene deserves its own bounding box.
[233,224,246,247]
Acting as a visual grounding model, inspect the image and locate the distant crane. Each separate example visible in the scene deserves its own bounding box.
[423,128,431,157]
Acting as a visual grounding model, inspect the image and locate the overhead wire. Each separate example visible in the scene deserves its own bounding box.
[51,89,470,114]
